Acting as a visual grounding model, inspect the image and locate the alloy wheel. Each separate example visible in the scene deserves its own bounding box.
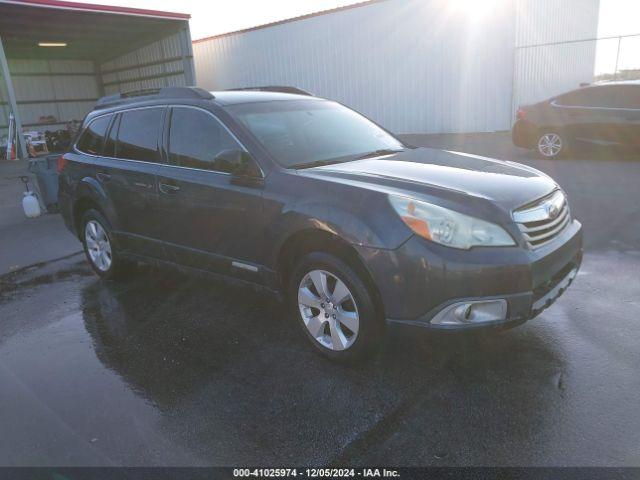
[85,220,112,272]
[537,133,563,157]
[298,269,359,351]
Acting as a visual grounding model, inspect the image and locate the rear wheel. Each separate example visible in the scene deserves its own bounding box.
[81,209,131,280]
[536,131,568,158]
[289,252,384,362]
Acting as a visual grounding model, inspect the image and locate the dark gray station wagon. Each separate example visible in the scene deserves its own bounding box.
[59,87,583,362]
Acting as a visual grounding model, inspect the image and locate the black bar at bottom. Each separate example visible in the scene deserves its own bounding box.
[0,467,637,480]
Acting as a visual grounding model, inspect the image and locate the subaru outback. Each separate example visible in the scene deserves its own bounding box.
[58,86,583,361]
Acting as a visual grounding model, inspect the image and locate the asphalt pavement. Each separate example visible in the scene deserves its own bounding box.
[0,134,639,466]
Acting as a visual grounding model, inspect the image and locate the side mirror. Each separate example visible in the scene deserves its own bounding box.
[213,149,263,187]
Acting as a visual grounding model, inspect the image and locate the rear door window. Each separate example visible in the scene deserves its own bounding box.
[557,86,640,109]
[167,107,242,173]
[115,108,164,162]
[609,86,640,109]
[583,86,622,108]
[76,115,111,155]
[556,88,596,107]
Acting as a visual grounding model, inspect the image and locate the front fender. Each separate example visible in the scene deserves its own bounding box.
[264,195,412,269]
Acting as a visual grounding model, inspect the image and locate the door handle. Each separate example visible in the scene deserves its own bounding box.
[96,172,111,182]
[159,182,180,194]
[133,181,153,189]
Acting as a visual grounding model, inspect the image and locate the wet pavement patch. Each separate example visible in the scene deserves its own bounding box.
[1,140,640,466]
[0,249,639,466]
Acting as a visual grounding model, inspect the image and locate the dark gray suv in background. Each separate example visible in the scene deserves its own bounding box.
[513,80,640,158]
[59,87,583,361]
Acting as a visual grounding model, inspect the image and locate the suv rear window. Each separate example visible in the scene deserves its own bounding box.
[76,115,111,155]
[116,108,163,162]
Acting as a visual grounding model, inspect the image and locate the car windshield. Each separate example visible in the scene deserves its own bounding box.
[225,99,404,168]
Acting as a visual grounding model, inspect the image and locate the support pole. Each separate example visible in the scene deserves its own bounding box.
[180,26,196,86]
[0,36,27,160]
[614,36,622,80]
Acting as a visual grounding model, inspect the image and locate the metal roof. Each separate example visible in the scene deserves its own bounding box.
[1,0,189,19]
[0,0,190,60]
[192,0,387,44]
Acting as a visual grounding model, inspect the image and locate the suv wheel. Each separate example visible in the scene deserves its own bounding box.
[536,131,567,158]
[81,209,130,279]
[290,252,383,362]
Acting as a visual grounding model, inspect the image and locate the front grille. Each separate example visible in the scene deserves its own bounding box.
[513,190,571,249]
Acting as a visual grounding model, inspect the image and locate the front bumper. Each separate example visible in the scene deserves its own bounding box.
[357,219,583,330]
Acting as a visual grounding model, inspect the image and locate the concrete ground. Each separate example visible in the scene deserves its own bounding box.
[0,135,639,467]
[0,160,80,274]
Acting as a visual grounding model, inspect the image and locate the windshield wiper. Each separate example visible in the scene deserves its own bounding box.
[355,148,404,160]
[289,148,404,169]
[288,159,350,170]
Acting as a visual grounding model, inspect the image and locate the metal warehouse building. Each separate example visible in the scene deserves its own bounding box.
[0,0,194,159]
[193,0,600,134]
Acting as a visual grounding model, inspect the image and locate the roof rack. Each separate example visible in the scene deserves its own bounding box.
[95,87,214,108]
[226,86,313,96]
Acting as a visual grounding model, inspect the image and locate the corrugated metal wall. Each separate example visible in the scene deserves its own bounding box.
[0,59,98,133]
[515,0,601,48]
[512,0,600,115]
[193,0,600,134]
[194,0,517,134]
[99,28,194,95]
[513,41,598,112]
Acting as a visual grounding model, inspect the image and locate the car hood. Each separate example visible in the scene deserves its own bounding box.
[302,148,557,211]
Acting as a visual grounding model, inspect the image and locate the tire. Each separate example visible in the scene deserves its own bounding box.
[81,208,131,280]
[536,130,568,159]
[289,251,384,363]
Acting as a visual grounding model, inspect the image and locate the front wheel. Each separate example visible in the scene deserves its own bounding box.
[289,252,384,363]
[536,131,568,159]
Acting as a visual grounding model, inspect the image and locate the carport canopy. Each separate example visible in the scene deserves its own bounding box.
[0,0,191,158]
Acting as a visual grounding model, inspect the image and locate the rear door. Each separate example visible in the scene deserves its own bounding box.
[607,85,640,147]
[553,88,607,143]
[554,86,629,145]
[93,106,167,258]
[156,105,266,278]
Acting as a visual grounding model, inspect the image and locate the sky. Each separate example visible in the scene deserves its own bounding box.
[79,0,640,74]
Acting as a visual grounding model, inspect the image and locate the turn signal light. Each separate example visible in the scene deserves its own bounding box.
[400,201,432,240]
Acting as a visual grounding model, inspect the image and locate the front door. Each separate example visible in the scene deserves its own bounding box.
[606,85,640,147]
[156,106,266,280]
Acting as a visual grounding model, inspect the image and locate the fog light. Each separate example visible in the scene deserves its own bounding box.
[431,299,507,326]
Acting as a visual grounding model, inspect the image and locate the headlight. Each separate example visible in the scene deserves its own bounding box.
[388,195,515,249]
